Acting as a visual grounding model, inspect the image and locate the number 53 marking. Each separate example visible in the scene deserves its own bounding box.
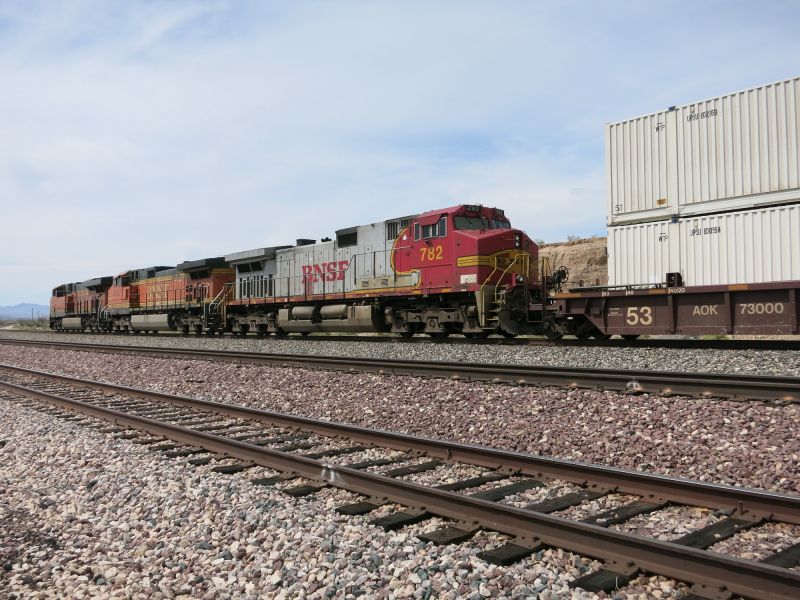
[419,245,443,261]
[626,306,653,326]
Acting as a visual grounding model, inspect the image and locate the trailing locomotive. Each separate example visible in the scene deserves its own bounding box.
[51,259,234,334]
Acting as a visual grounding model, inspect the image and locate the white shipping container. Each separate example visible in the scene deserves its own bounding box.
[608,203,800,287]
[607,220,677,286]
[607,77,800,225]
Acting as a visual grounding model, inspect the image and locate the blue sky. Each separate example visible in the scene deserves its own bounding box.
[1,1,798,305]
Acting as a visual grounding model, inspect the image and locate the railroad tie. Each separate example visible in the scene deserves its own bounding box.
[303,446,367,459]
[524,488,605,514]
[371,509,431,531]
[250,474,294,487]
[282,483,327,498]
[381,460,443,477]
[760,541,800,569]
[211,463,255,475]
[580,499,668,527]
[335,501,384,516]
[342,457,406,470]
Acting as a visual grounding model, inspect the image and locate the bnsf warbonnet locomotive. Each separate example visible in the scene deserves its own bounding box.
[50,205,564,339]
[50,203,800,340]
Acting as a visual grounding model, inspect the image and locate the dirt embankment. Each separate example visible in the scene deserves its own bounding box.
[538,236,607,289]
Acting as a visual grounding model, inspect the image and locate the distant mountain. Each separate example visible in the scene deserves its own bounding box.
[0,303,50,320]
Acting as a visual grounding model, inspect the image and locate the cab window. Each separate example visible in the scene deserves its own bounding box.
[492,219,511,229]
[421,216,447,239]
[455,216,489,230]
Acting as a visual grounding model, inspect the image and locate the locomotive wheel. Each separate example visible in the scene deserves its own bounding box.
[621,334,640,341]
[543,328,562,340]
[181,325,190,336]
[465,331,490,339]
[428,332,449,340]
[397,331,415,338]
[499,329,517,339]
[300,331,311,337]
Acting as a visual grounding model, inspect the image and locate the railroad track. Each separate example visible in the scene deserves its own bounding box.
[1,337,798,402]
[0,364,798,599]
[3,330,800,351]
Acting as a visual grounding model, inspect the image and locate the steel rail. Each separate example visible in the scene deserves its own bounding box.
[1,338,798,402]
[1,378,798,600]
[5,331,800,351]
[1,362,798,525]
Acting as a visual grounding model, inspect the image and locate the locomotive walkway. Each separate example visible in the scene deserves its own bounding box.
[0,363,798,600]
[1,337,798,402]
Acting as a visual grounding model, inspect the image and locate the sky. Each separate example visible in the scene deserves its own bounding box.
[1,1,798,306]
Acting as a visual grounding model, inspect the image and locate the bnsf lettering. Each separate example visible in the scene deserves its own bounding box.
[692,304,719,316]
[302,261,349,283]
[739,302,785,316]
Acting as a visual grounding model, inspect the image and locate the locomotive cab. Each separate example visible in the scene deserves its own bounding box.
[394,205,538,335]
[396,205,537,293]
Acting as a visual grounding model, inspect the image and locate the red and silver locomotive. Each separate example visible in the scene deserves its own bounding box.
[223,204,537,337]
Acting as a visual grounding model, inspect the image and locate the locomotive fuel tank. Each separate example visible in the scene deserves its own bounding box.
[61,317,84,330]
[130,314,177,331]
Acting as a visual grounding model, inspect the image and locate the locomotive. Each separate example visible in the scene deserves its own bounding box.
[50,204,562,338]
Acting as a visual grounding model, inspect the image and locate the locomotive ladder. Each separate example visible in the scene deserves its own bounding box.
[479,253,531,331]
[204,284,234,331]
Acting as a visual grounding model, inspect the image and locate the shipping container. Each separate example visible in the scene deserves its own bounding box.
[607,202,800,287]
[607,77,800,225]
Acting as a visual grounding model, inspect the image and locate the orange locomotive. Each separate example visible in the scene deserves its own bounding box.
[50,258,234,334]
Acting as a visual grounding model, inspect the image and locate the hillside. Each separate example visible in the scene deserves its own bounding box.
[538,236,607,289]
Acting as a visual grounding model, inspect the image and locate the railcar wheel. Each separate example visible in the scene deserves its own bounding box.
[575,331,592,340]
[592,332,612,340]
[543,329,562,340]
[398,331,415,338]
[621,334,640,341]
[500,329,517,339]
[300,331,311,337]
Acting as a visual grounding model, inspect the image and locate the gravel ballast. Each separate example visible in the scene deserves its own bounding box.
[1,343,798,495]
[0,397,706,600]
[2,330,799,376]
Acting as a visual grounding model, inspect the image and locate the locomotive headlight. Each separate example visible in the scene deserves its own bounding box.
[516,274,524,283]
[514,234,521,248]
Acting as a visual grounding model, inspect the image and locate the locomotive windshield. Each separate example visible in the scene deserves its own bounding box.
[492,219,511,229]
[454,216,489,230]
